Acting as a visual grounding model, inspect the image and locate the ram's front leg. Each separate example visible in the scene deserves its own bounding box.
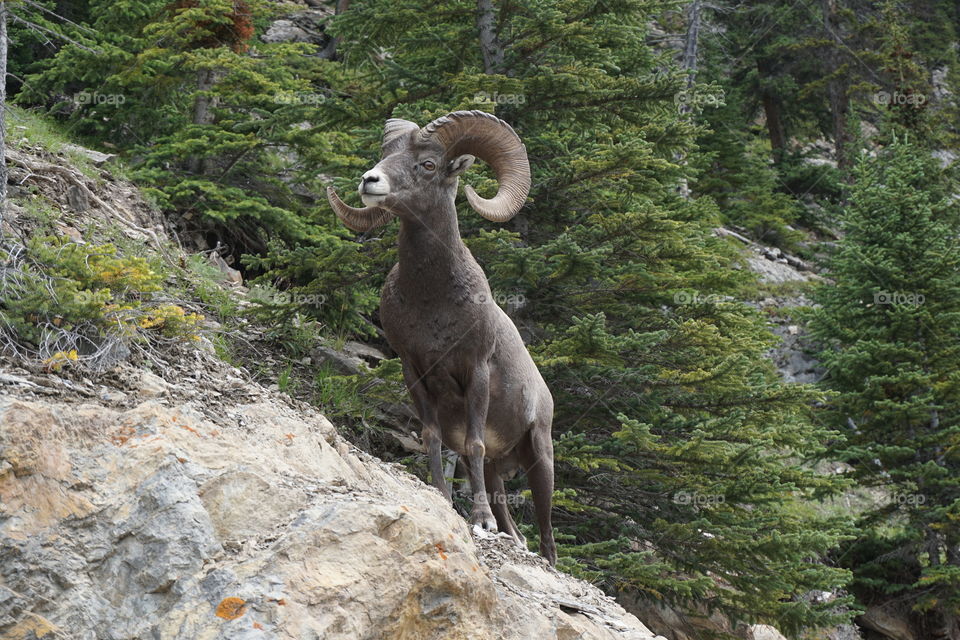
[403,361,450,501]
[465,361,497,531]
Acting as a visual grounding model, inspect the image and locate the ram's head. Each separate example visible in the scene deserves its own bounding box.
[326,110,530,231]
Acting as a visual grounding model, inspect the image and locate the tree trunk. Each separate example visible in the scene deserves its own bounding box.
[756,58,787,159]
[186,67,224,175]
[821,0,852,172]
[0,1,8,231]
[682,0,701,90]
[676,0,701,199]
[477,0,504,74]
[318,0,350,61]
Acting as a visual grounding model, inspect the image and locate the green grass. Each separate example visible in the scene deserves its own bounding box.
[7,105,74,153]
[7,105,124,182]
[278,362,298,393]
[18,194,60,231]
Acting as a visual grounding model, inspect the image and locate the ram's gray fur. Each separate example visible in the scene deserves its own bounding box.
[327,110,556,565]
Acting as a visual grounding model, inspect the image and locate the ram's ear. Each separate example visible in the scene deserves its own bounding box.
[383,119,419,151]
[447,154,475,177]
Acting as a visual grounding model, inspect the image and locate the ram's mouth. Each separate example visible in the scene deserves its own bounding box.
[359,192,388,206]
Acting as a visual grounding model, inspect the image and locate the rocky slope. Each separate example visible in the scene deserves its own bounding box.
[0,126,668,639]
[0,347,664,640]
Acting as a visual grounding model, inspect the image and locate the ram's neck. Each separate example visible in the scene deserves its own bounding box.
[396,204,478,298]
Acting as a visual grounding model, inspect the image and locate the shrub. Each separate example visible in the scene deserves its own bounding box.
[0,236,203,371]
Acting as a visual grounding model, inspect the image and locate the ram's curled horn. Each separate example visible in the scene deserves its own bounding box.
[326,187,394,232]
[420,110,531,222]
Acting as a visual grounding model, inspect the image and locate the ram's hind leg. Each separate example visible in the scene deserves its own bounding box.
[485,461,527,549]
[517,424,557,566]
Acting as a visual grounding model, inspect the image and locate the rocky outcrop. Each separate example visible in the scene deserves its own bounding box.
[618,594,790,640]
[767,307,824,384]
[716,226,826,384]
[746,248,813,285]
[857,605,915,640]
[716,227,816,286]
[0,353,664,640]
[260,2,335,45]
[261,8,332,45]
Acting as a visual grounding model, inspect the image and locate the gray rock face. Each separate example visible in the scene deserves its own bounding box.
[769,316,825,384]
[261,9,332,45]
[0,372,663,640]
[716,225,816,285]
[720,226,825,384]
[858,605,915,640]
[62,143,117,167]
[747,255,806,285]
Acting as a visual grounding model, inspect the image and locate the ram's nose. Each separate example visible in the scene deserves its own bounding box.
[359,169,388,196]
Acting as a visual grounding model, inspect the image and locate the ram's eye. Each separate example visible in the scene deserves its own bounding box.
[421,160,436,171]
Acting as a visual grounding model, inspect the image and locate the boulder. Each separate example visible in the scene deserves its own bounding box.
[0,381,665,639]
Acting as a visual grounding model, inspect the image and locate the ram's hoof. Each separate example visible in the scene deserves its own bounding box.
[469,510,498,533]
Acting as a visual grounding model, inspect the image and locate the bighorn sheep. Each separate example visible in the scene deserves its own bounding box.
[327,110,556,565]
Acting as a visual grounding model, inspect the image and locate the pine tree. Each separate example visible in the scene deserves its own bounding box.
[14,0,383,335]
[310,0,854,632]
[688,0,849,240]
[809,134,960,636]
[18,1,315,245]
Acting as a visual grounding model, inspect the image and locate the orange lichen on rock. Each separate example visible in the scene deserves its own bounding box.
[435,542,448,560]
[2,612,59,638]
[111,425,137,446]
[215,597,247,620]
[179,423,201,437]
[252,621,264,630]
